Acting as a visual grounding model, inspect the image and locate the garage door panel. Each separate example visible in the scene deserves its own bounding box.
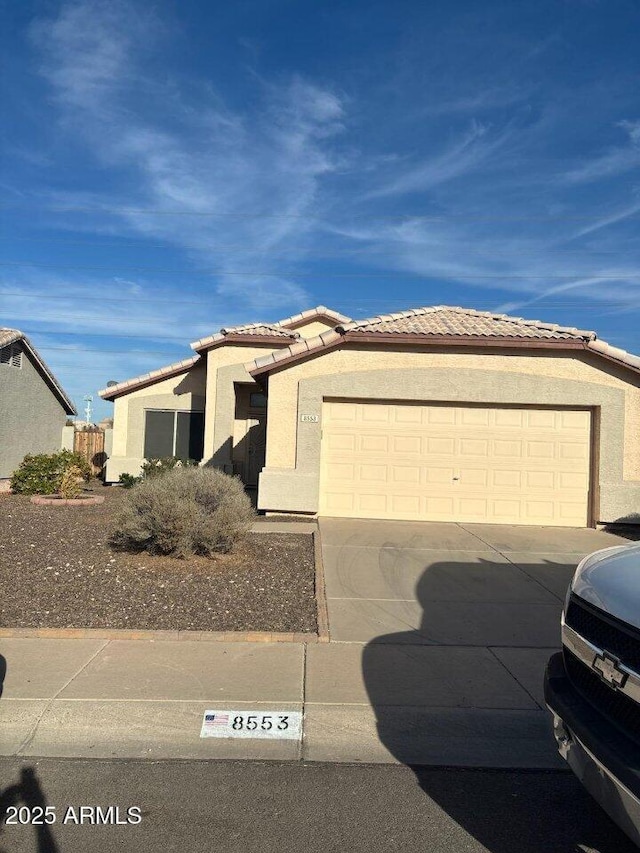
[391,495,422,515]
[327,433,356,452]
[392,466,421,484]
[524,470,555,489]
[559,471,589,490]
[359,464,387,482]
[495,409,525,427]
[559,441,589,460]
[493,440,523,457]
[319,402,591,526]
[360,435,389,452]
[425,436,456,454]
[393,435,422,454]
[460,438,490,457]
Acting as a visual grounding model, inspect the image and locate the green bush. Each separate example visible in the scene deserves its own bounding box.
[118,473,141,489]
[141,457,198,479]
[109,467,256,558]
[10,450,92,495]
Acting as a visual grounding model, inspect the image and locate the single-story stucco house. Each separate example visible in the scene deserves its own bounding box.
[0,327,77,481]
[99,305,640,528]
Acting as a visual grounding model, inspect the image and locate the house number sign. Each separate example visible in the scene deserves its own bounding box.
[300,414,319,423]
[200,709,302,740]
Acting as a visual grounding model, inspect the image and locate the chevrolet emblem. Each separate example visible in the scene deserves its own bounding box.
[592,652,628,690]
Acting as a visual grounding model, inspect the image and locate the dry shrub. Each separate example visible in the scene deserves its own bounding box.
[59,465,82,499]
[109,467,256,558]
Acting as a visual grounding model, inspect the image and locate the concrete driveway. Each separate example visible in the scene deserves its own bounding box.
[304,518,632,766]
[318,518,629,650]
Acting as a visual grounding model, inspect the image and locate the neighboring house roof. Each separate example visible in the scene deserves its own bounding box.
[98,355,202,400]
[247,305,640,376]
[190,305,352,352]
[0,327,77,414]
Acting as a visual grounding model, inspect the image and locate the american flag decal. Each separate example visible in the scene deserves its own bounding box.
[204,713,230,727]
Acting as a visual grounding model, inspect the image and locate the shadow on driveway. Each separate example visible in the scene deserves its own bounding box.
[362,558,637,852]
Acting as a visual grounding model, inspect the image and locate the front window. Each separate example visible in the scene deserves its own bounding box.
[143,410,204,461]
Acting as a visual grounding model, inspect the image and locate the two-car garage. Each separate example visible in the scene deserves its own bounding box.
[253,307,640,527]
[319,400,592,527]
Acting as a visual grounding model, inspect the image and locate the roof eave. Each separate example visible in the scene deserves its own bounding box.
[190,334,295,353]
[248,333,597,378]
[18,335,77,415]
[98,356,202,401]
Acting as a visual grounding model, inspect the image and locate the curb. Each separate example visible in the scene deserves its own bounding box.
[313,530,330,643]
[0,627,318,643]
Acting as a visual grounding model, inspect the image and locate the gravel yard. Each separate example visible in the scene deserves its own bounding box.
[0,486,317,633]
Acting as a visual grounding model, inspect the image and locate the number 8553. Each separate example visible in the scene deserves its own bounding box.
[232,715,288,731]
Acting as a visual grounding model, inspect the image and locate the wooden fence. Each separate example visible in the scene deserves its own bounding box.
[73,427,106,476]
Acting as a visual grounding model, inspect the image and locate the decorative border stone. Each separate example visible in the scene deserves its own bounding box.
[30,495,105,506]
[0,627,318,643]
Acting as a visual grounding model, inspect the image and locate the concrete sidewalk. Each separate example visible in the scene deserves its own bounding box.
[1,634,559,768]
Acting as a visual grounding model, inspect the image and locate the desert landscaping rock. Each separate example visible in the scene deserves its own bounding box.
[0,486,316,633]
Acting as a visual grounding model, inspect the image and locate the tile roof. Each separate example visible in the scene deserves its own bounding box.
[98,355,202,400]
[1,327,76,414]
[0,327,22,348]
[190,305,351,352]
[102,307,352,398]
[247,305,640,376]
[221,323,298,338]
[338,306,596,340]
[190,322,299,352]
[276,305,352,329]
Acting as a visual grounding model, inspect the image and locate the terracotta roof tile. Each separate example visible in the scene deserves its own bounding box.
[337,306,596,341]
[248,305,640,377]
[276,305,352,328]
[191,306,351,351]
[98,356,201,400]
[0,327,21,348]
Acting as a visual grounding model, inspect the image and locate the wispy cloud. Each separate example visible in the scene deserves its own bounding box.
[564,119,640,183]
[363,120,512,199]
[569,200,640,239]
[29,0,348,311]
[15,0,640,360]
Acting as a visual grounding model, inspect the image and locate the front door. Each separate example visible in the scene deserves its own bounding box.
[246,415,267,487]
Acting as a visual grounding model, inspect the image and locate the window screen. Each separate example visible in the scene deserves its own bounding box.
[175,411,205,461]
[143,411,175,459]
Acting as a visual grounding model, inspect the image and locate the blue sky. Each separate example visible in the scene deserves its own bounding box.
[2,0,640,420]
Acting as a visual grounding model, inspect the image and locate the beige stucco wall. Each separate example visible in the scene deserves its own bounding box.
[105,362,206,481]
[259,345,640,522]
[292,319,337,339]
[202,343,285,466]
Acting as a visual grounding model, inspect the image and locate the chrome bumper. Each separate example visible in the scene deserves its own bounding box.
[551,711,640,847]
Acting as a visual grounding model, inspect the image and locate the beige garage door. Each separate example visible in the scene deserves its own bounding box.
[319,401,592,526]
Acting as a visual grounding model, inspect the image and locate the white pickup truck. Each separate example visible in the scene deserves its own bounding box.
[545,542,640,847]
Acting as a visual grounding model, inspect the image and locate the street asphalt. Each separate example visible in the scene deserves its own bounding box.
[0,758,636,853]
